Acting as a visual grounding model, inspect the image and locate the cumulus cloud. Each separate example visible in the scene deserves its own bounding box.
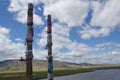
[8,0,43,25]
[8,0,120,39]
[35,22,120,64]
[6,0,120,64]
[84,50,120,64]
[80,0,120,39]
[36,23,71,50]
[36,23,84,62]
[15,38,23,42]
[43,0,89,26]
[0,25,120,64]
[79,24,111,39]
[53,42,120,64]
[0,25,49,61]
[91,0,120,28]
[0,25,46,61]
[43,0,120,39]
[0,25,25,61]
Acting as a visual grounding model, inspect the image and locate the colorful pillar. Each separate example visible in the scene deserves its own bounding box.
[47,15,53,80]
[26,3,33,80]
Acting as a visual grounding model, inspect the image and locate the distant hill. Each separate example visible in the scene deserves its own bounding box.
[0,60,120,72]
[0,59,83,72]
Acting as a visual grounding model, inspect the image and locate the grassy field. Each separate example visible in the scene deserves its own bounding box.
[1,60,120,80]
[0,68,93,80]
[0,65,120,80]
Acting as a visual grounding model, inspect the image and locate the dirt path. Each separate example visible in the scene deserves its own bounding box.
[39,69,120,80]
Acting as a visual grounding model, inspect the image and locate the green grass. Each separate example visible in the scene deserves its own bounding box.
[0,66,120,80]
[0,72,25,80]
[0,68,93,80]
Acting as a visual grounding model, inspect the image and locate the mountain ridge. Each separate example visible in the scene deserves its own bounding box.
[0,59,83,72]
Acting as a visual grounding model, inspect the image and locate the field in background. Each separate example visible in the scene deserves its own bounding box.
[0,68,93,80]
[0,60,120,80]
[0,66,120,80]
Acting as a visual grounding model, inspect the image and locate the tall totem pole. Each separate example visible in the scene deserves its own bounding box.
[47,15,53,80]
[26,3,33,80]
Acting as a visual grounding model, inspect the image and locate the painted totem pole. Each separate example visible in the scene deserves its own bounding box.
[26,3,34,80]
[47,15,53,80]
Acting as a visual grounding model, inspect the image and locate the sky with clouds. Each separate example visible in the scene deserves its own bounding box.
[0,0,120,64]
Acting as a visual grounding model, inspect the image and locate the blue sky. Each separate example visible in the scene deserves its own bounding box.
[0,0,120,64]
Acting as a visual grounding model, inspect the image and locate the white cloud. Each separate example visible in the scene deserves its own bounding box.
[91,0,120,28]
[0,26,48,61]
[36,23,71,50]
[8,0,43,25]
[96,42,115,48]
[5,0,120,64]
[33,49,47,60]
[42,0,120,39]
[81,0,120,39]
[15,11,27,24]
[79,24,111,39]
[33,14,43,25]
[43,0,89,26]
[0,25,25,61]
[15,38,23,42]
[8,0,120,39]
[34,20,120,64]
[112,51,120,55]
[0,25,120,64]
[84,50,120,64]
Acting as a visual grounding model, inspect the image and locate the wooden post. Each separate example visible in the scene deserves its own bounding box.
[26,3,33,80]
[47,15,53,80]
